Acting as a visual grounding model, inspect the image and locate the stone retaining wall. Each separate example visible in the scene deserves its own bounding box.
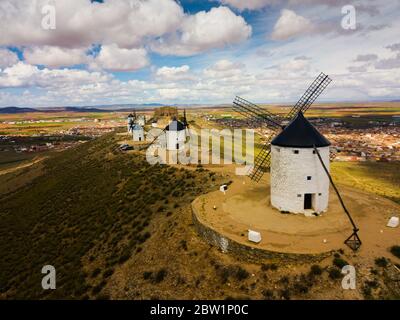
[192,203,332,264]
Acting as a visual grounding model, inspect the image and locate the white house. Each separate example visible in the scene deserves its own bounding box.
[165,118,186,150]
[132,124,144,142]
[270,112,331,214]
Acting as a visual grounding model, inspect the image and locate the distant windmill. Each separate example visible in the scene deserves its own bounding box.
[132,123,144,142]
[232,73,361,251]
[140,109,188,151]
[127,111,137,133]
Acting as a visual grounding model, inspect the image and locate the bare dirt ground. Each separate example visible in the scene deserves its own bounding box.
[193,169,400,257]
[0,156,47,176]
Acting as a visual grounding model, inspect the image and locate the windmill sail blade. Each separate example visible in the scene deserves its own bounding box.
[233,96,283,130]
[247,133,275,182]
[140,128,166,150]
[285,73,332,121]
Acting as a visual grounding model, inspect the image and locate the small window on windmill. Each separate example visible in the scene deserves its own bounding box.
[307,176,312,180]
[313,150,316,154]
[293,150,299,154]
[297,194,302,197]
[318,193,322,196]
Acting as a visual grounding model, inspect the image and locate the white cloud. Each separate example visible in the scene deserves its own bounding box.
[0,49,18,68]
[386,43,400,52]
[219,0,277,11]
[375,53,400,70]
[151,6,252,56]
[0,0,184,49]
[271,9,314,40]
[204,59,245,78]
[0,62,111,89]
[354,54,378,62]
[91,44,149,72]
[24,46,89,68]
[155,65,194,81]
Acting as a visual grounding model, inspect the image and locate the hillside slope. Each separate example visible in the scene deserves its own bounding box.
[0,132,218,299]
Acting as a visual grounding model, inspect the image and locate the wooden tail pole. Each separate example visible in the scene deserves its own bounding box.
[313,145,362,251]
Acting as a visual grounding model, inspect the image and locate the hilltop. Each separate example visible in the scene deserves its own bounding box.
[0,130,399,300]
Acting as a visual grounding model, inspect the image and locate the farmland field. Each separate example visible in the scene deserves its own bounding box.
[331,162,400,204]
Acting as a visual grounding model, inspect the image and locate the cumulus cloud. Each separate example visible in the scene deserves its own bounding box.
[0,0,184,49]
[204,59,245,78]
[151,6,252,56]
[155,65,194,81]
[90,44,149,72]
[271,9,314,40]
[0,62,110,89]
[348,65,368,73]
[354,54,378,62]
[218,0,277,11]
[24,46,89,68]
[375,54,400,70]
[386,43,400,52]
[0,49,19,68]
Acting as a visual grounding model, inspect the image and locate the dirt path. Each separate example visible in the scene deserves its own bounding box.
[0,156,47,176]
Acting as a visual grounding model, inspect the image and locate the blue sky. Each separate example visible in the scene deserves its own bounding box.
[0,0,399,107]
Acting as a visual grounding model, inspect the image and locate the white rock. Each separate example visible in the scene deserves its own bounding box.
[387,216,399,228]
[248,230,262,243]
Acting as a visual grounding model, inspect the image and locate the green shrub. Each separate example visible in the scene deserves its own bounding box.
[180,240,188,251]
[91,268,101,278]
[310,265,323,276]
[235,267,250,281]
[103,268,114,278]
[261,263,278,271]
[153,268,168,283]
[328,268,342,279]
[280,288,291,300]
[333,257,348,269]
[143,271,152,280]
[261,289,274,299]
[293,282,309,294]
[374,257,388,267]
[390,245,400,259]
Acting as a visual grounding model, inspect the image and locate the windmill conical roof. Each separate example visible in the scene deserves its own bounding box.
[271,112,330,148]
[132,124,143,131]
[165,119,186,131]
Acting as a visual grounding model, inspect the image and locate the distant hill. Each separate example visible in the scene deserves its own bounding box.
[0,103,219,114]
[0,106,39,114]
[0,104,169,114]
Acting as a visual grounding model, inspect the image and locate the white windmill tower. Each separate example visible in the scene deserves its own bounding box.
[164,117,187,150]
[232,73,362,251]
[132,124,145,142]
[270,112,330,214]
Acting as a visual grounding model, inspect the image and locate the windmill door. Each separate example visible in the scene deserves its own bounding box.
[304,194,312,210]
